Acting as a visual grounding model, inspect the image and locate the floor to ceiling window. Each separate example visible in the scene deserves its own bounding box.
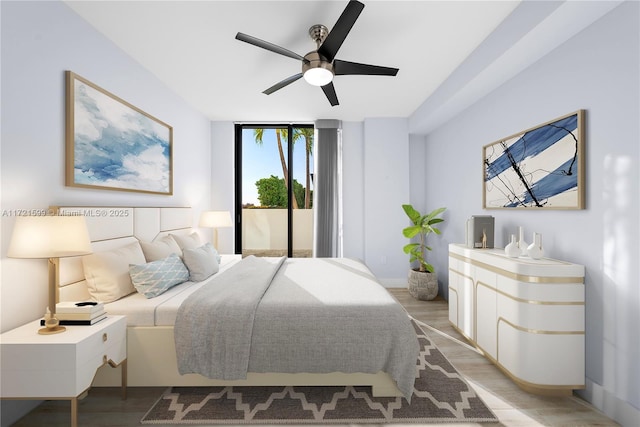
[234,124,314,258]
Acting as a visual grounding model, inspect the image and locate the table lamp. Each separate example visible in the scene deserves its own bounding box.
[199,210,233,249]
[8,216,93,334]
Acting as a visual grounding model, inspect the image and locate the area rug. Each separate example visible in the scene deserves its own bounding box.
[141,320,497,424]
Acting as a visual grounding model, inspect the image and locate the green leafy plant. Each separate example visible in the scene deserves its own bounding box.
[402,205,446,273]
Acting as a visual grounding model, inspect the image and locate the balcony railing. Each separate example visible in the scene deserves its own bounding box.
[241,208,313,257]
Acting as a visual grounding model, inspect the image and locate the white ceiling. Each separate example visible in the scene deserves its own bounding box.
[63,1,621,126]
[63,0,520,122]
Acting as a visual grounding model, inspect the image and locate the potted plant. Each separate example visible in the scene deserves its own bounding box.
[402,205,446,300]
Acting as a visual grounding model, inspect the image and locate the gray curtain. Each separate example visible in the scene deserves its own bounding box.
[313,120,342,257]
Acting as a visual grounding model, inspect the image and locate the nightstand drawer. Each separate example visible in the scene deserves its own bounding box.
[1,368,78,397]
[78,318,126,362]
[2,343,78,372]
[81,323,127,387]
[81,343,126,390]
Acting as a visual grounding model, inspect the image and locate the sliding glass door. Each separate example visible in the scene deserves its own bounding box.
[235,124,314,258]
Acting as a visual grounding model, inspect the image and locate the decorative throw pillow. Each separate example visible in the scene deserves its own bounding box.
[182,243,220,282]
[170,232,203,251]
[82,241,146,303]
[140,235,182,261]
[129,254,189,298]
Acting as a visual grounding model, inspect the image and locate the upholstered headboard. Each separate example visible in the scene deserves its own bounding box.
[55,206,198,302]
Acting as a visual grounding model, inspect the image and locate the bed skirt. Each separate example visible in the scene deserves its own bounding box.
[91,326,404,398]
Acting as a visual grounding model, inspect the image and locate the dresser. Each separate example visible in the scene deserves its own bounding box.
[448,243,585,395]
[1,315,127,427]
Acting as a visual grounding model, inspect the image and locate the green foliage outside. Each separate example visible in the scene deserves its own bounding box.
[252,127,314,209]
[255,175,311,209]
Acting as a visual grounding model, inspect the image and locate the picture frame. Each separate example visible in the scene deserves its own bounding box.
[483,110,585,209]
[65,71,173,195]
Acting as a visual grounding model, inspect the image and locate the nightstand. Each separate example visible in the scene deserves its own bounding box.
[1,315,127,427]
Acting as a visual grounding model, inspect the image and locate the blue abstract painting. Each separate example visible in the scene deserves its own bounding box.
[483,111,584,209]
[66,72,172,194]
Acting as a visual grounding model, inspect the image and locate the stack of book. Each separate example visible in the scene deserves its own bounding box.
[41,302,107,326]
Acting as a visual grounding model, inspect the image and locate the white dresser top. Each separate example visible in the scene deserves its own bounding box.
[449,243,585,278]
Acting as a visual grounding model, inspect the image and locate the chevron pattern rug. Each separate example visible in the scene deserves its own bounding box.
[141,320,497,424]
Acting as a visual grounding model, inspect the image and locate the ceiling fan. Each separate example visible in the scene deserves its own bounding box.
[235,0,398,106]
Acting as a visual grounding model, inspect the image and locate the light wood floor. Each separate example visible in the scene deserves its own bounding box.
[11,289,617,427]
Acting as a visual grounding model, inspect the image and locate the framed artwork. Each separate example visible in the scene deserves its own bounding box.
[65,71,173,195]
[483,110,585,209]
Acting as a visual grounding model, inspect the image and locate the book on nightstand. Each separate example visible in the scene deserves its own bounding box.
[40,313,108,326]
[56,310,106,321]
[56,301,104,314]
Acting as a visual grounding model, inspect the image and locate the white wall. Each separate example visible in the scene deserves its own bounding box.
[362,118,410,285]
[0,0,212,332]
[410,2,639,425]
[1,2,213,422]
[408,134,427,213]
[210,121,236,254]
[341,121,365,260]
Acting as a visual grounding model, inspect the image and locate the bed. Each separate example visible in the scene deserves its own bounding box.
[56,206,419,398]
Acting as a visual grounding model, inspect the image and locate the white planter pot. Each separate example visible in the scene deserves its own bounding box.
[407,269,438,300]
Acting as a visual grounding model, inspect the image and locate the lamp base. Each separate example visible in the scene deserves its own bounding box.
[38,325,66,335]
[41,306,65,334]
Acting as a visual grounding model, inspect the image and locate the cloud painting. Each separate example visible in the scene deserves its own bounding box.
[66,72,172,194]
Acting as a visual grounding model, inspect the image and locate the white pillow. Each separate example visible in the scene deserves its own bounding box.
[170,232,203,250]
[140,235,182,261]
[129,254,189,298]
[182,243,220,282]
[82,242,146,303]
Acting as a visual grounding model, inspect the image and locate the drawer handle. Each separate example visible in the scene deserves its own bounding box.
[103,333,108,342]
[103,355,108,364]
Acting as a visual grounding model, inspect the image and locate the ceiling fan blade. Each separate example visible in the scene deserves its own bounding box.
[236,32,305,62]
[334,59,399,76]
[317,0,365,62]
[263,73,304,95]
[321,82,339,106]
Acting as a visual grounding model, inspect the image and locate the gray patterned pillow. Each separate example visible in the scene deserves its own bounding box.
[129,254,189,298]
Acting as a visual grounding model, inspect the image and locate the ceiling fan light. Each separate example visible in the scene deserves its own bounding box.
[303,67,334,86]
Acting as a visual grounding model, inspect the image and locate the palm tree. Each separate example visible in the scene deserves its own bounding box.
[293,128,314,209]
[253,128,298,209]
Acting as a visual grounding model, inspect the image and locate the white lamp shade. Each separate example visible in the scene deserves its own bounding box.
[7,216,93,258]
[199,211,233,228]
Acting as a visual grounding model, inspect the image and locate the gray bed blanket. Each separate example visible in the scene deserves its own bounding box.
[175,255,286,379]
[174,256,419,399]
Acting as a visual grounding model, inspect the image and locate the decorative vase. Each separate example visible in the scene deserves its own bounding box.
[505,234,520,258]
[408,269,438,300]
[518,226,528,256]
[527,232,544,259]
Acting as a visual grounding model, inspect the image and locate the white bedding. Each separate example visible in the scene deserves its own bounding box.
[174,256,420,398]
[103,255,241,326]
